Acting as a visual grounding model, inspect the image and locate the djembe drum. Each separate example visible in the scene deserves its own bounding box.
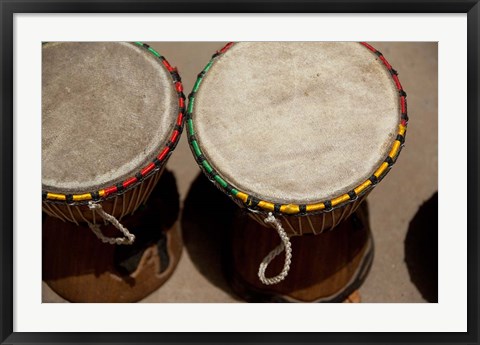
[187,42,407,302]
[42,42,185,302]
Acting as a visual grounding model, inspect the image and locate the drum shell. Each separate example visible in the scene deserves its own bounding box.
[42,42,185,226]
[239,192,369,236]
[188,42,406,238]
[42,166,165,224]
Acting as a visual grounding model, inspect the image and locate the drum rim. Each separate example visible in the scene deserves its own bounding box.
[42,42,186,206]
[187,42,408,216]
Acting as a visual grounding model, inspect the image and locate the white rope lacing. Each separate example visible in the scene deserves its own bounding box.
[87,202,135,245]
[258,212,292,285]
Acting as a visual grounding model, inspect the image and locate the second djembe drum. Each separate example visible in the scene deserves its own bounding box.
[42,42,185,302]
[187,42,407,302]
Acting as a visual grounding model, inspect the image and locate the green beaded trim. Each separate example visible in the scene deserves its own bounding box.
[187,42,407,216]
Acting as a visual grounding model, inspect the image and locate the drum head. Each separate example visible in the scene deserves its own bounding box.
[42,42,180,195]
[189,42,406,211]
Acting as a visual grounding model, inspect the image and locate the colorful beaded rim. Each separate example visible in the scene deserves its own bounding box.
[187,42,408,216]
[42,42,186,205]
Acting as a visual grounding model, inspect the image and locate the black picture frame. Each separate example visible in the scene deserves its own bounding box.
[1,1,478,344]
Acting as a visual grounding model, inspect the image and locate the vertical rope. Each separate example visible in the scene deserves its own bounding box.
[337,203,349,227]
[251,212,263,225]
[74,205,90,223]
[258,212,292,285]
[126,187,137,215]
[43,202,63,221]
[331,209,337,228]
[111,195,119,218]
[281,215,297,236]
[132,182,145,214]
[142,173,155,205]
[66,206,79,226]
[87,202,135,245]
[121,194,127,219]
[320,212,327,232]
[306,215,317,235]
[50,203,71,222]
[143,166,163,203]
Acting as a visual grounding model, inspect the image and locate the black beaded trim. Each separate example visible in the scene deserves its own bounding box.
[153,158,162,167]
[348,190,358,200]
[208,168,218,179]
[324,200,333,211]
[116,183,125,192]
[195,154,206,164]
[299,204,307,215]
[91,191,100,201]
[225,183,235,195]
[171,71,181,83]
[246,195,260,208]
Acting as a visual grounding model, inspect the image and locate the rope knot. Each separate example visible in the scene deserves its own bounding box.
[264,213,276,224]
[88,201,101,210]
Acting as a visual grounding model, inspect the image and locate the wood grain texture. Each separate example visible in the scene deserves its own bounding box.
[227,202,373,302]
[42,171,182,303]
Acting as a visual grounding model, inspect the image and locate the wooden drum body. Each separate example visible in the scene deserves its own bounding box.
[42,42,185,302]
[187,42,408,302]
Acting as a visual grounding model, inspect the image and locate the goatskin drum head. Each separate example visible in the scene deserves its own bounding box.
[191,42,402,204]
[42,42,178,193]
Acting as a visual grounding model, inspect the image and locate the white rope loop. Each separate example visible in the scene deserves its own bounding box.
[258,212,293,285]
[87,202,135,245]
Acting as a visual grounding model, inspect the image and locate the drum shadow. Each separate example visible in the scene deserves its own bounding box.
[113,170,180,279]
[404,192,438,302]
[43,170,180,284]
[226,201,373,302]
[181,173,240,300]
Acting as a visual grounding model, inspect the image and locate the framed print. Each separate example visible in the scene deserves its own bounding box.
[1,0,479,344]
